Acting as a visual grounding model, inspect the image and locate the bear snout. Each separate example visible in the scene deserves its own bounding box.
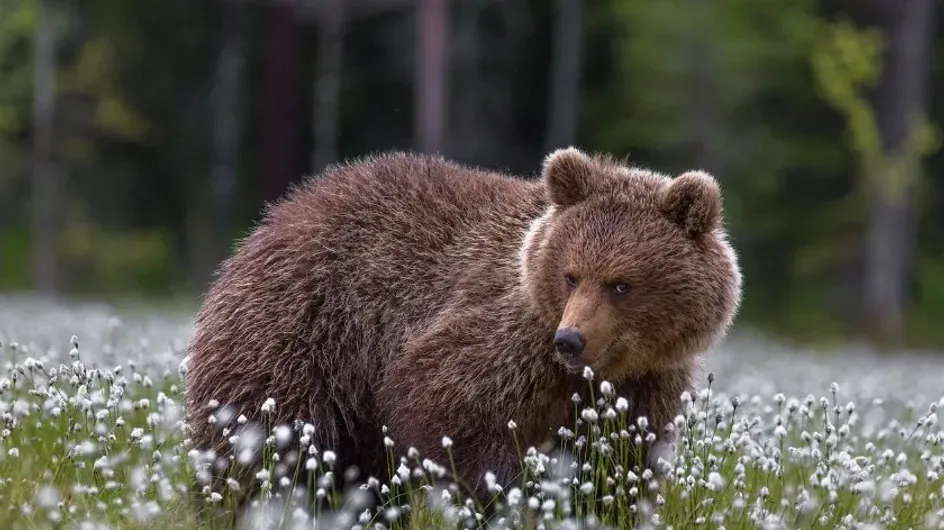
[553,328,586,359]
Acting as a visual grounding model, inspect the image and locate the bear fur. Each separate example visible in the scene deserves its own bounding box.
[183,147,742,514]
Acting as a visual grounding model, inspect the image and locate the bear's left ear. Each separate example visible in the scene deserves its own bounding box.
[542,147,599,207]
[660,170,723,238]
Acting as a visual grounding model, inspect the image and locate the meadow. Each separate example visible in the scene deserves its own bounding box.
[0,293,942,529]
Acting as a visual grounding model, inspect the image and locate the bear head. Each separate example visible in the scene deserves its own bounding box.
[520,147,742,381]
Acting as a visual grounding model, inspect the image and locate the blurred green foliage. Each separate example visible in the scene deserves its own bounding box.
[2,0,944,347]
[812,16,941,200]
[589,0,858,341]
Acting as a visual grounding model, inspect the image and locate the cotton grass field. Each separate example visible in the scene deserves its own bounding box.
[0,293,942,530]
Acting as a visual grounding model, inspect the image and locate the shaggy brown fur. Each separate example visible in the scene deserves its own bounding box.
[183,147,742,516]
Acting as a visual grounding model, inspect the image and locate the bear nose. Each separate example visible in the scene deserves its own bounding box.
[554,329,585,358]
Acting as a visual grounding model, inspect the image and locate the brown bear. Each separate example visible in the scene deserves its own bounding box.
[183,147,742,517]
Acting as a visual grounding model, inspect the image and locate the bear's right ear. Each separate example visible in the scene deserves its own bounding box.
[542,147,597,207]
[659,170,723,238]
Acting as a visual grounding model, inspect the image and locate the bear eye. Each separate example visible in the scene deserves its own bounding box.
[611,283,631,295]
[565,274,578,288]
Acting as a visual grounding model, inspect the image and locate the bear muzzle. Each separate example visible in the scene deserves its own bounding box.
[553,327,586,370]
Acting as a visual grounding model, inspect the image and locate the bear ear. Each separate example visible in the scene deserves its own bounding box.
[542,147,598,207]
[660,170,723,238]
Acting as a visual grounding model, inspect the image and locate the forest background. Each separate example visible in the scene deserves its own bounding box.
[1,0,943,351]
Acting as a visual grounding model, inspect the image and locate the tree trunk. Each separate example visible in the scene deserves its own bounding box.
[202,0,247,284]
[543,0,583,153]
[263,0,299,203]
[447,0,485,163]
[31,0,57,294]
[414,0,450,154]
[687,0,720,173]
[311,0,345,175]
[864,0,938,347]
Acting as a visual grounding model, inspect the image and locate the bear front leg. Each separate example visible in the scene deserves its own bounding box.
[384,422,523,520]
[615,365,694,474]
[377,307,527,512]
[450,440,525,517]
